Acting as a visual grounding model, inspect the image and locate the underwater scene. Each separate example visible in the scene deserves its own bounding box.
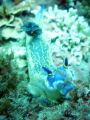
[0,0,90,120]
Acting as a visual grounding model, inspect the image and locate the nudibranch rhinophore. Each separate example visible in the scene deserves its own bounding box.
[21,22,75,101]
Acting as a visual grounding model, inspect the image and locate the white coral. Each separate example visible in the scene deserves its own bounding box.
[41,5,90,64]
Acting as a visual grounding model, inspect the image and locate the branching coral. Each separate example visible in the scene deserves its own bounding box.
[41,5,90,65]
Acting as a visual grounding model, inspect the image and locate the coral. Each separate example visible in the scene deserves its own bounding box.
[35,0,57,6]
[2,0,31,15]
[0,5,14,27]
[75,0,90,23]
[40,5,90,65]
[0,0,38,40]
[14,0,22,5]
[1,18,23,40]
[57,0,90,23]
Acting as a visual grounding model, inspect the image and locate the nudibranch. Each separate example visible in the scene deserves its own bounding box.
[21,21,75,101]
[21,7,75,101]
